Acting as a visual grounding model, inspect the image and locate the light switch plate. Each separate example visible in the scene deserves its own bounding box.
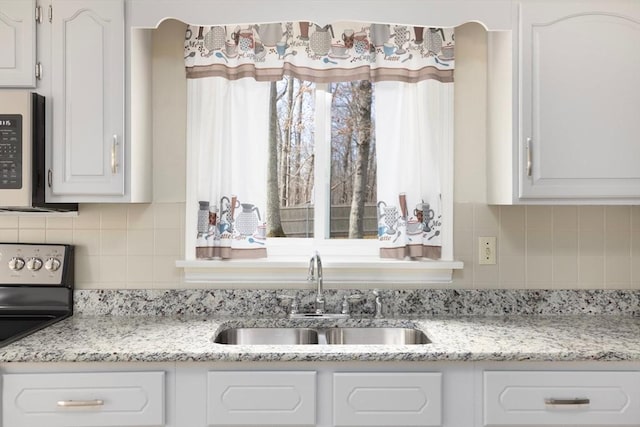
[478,236,496,265]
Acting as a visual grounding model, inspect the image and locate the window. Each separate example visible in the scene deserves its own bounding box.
[179,21,462,284]
[269,77,377,240]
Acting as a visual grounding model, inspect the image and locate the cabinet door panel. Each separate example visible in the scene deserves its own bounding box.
[0,0,35,87]
[207,371,316,426]
[51,0,124,196]
[520,1,640,199]
[333,372,442,426]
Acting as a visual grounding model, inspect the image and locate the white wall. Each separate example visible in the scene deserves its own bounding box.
[1,20,639,290]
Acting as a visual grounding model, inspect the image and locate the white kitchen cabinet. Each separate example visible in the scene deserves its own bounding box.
[488,0,640,204]
[2,371,166,427]
[50,0,126,199]
[207,371,316,426]
[0,0,36,87]
[483,370,640,426]
[333,372,442,426]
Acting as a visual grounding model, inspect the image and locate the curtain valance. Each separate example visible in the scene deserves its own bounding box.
[184,22,454,83]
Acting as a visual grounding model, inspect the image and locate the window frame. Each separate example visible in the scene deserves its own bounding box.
[179,79,462,286]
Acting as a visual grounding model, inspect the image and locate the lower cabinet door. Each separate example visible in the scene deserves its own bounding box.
[333,372,442,426]
[207,371,316,426]
[484,371,640,426]
[2,371,165,427]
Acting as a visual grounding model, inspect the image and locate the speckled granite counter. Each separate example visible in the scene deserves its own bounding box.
[2,314,640,363]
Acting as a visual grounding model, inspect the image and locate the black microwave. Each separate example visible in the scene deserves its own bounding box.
[0,91,77,212]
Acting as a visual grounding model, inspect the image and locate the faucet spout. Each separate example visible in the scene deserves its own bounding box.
[308,251,324,314]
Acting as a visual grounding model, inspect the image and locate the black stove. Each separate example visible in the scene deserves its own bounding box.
[0,243,73,347]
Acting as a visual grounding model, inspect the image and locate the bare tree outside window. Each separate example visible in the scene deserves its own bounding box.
[266,76,376,239]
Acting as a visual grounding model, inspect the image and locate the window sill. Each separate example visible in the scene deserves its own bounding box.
[176,257,463,287]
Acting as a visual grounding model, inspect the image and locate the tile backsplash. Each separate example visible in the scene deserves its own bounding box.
[1,203,638,290]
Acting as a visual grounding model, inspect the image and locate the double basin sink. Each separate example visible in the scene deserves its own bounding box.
[213,326,430,346]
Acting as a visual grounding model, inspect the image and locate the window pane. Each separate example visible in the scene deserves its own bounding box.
[329,81,377,239]
[266,76,315,237]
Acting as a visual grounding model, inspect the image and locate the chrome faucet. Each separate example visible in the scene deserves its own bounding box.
[308,251,325,314]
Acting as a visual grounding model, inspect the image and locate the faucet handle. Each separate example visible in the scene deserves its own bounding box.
[277,295,300,315]
[341,294,363,315]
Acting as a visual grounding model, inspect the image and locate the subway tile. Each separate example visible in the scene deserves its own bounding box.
[73,230,101,256]
[100,205,128,229]
[46,229,73,245]
[552,255,578,286]
[0,229,18,242]
[73,204,101,229]
[552,229,578,256]
[127,204,155,229]
[152,255,183,283]
[605,229,631,256]
[525,206,552,230]
[632,206,640,231]
[18,216,46,229]
[453,228,473,257]
[633,231,640,257]
[18,229,46,243]
[579,206,604,231]
[473,263,499,286]
[75,255,101,286]
[500,226,525,257]
[154,203,183,229]
[578,255,605,285]
[552,206,578,231]
[127,229,154,256]
[632,256,640,285]
[100,230,127,256]
[605,206,631,232]
[126,255,154,283]
[605,256,632,286]
[526,228,553,257]
[46,216,73,230]
[525,256,552,288]
[473,204,499,230]
[99,256,127,283]
[154,228,181,256]
[451,254,473,287]
[0,216,18,229]
[579,229,605,256]
[453,202,473,230]
[499,205,525,230]
[499,255,526,288]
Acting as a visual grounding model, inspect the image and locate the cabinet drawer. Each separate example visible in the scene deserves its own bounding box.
[207,371,316,426]
[2,371,165,427]
[484,371,640,426]
[333,372,442,426]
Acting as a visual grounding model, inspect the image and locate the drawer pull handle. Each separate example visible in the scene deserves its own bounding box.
[57,399,104,408]
[111,135,119,174]
[544,398,590,406]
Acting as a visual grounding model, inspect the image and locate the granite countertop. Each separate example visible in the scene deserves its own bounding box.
[2,314,640,363]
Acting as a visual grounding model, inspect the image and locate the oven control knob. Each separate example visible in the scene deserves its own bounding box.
[8,257,25,271]
[45,257,61,272]
[26,257,43,271]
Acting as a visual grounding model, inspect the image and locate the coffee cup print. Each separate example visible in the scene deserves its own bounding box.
[236,29,254,52]
[276,41,288,57]
[383,42,395,57]
[342,29,354,48]
[353,32,369,55]
[225,41,237,57]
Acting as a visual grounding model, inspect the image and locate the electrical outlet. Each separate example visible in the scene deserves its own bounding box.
[478,236,497,265]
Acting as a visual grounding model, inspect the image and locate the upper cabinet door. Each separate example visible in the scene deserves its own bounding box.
[0,0,36,87]
[520,0,640,200]
[51,0,124,196]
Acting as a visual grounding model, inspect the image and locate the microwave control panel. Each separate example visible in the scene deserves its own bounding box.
[0,114,22,190]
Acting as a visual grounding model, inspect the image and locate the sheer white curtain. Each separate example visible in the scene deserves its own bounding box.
[189,77,271,258]
[374,80,453,259]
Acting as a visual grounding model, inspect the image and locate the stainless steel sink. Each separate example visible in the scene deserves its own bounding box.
[213,328,319,345]
[213,326,430,345]
[324,327,430,345]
